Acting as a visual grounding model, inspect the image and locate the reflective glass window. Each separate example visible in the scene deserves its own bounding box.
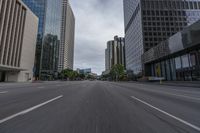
[166,60,171,80]
[182,54,189,68]
[175,57,182,69]
[189,53,197,66]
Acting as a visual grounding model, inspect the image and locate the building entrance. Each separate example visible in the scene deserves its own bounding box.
[0,72,6,82]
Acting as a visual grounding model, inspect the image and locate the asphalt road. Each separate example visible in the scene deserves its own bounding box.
[0,81,199,133]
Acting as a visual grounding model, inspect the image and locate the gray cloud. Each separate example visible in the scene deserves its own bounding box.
[70,0,124,74]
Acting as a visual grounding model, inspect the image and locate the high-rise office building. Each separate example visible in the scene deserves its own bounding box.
[0,0,38,82]
[22,0,46,79]
[23,0,75,80]
[105,36,126,71]
[123,0,200,76]
[58,2,75,72]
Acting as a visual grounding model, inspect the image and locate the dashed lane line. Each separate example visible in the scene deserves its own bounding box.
[0,95,63,124]
[131,96,200,132]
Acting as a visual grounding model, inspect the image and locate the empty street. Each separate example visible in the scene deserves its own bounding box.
[0,81,200,133]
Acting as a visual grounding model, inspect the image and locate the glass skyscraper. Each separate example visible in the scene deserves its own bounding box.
[22,0,46,79]
[105,36,126,71]
[123,0,200,77]
[22,0,75,80]
[40,0,62,80]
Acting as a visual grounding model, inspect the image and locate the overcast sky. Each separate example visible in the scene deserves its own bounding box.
[70,0,124,75]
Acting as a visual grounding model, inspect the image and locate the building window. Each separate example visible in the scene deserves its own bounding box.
[175,56,182,69]
[182,54,190,68]
[189,52,197,67]
[190,2,194,9]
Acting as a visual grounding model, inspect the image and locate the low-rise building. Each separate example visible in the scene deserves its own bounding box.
[142,20,200,81]
[0,0,38,82]
[77,68,92,75]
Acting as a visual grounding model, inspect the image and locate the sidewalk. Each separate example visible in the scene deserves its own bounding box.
[127,81,200,88]
[0,82,32,86]
[158,81,200,88]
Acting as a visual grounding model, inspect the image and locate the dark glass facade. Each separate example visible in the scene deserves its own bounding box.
[143,20,200,81]
[22,0,47,79]
[124,0,200,76]
[105,36,126,71]
[40,0,62,80]
[22,0,74,80]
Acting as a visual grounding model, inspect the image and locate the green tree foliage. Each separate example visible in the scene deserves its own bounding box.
[79,74,86,79]
[87,74,95,80]
[110,64,125,81]
[60,69,77,80]
[60,69,87,81]
[61,69,72,79]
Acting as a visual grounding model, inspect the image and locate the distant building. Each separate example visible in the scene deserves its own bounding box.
[123,0,200,76]
[88,73,98,78]
[58,2,75,72]
[77,68,92,75]
[142,20,200,81]
[0,0,38,82]
[105,36,125,71]
[22,0,75,80]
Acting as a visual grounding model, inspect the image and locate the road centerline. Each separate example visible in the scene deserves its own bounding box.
[131,96,200,132]
[0,95,63,124]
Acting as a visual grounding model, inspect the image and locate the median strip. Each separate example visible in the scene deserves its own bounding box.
[0,95,63,124]
[131,96,200,132]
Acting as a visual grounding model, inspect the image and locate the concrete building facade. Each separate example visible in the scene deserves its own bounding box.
[0,0,38,82]
[105,36,126,71]
[123,0,200,76]
[58,1,75,72]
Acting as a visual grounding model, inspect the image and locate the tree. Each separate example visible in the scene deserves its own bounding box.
[70,71,79,80]
[110,64,125,81]
[79,74,85,79]
[87,74,95,80]
[60,69,75,80]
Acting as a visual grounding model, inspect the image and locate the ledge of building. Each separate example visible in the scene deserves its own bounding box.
[0,64,26,71]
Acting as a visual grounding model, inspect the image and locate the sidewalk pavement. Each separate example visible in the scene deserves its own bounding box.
[158,81,200,88]
[127,81,200,88]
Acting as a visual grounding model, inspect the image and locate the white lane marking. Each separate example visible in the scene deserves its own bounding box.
[0,91,8,94]
[0,95,63,124]
[131,96,200,132]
